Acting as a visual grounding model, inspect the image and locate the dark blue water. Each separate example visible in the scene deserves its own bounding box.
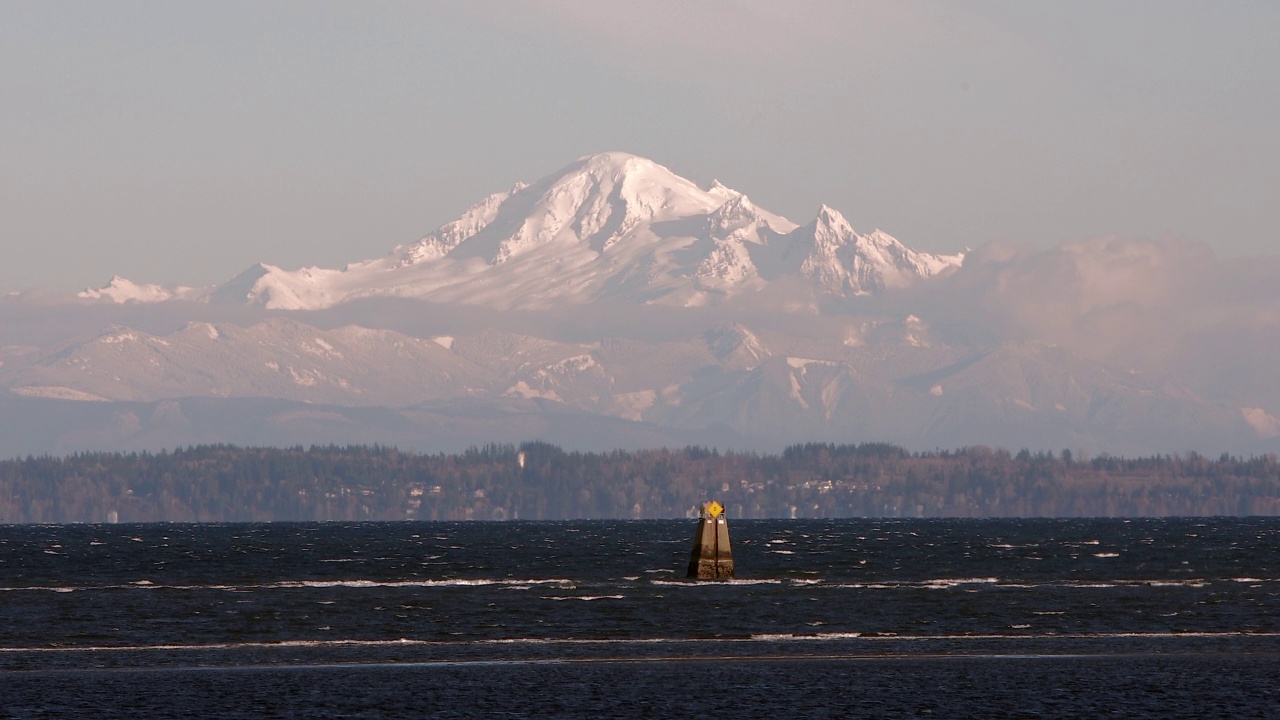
[2,518,1278,718]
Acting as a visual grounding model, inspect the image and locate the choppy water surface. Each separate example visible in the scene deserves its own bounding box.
[2,518,1278,718]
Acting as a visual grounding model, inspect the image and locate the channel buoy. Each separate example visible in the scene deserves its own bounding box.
[686,500,734,580]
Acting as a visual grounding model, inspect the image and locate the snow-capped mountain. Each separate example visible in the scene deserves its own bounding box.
[81,152,963,310]
[35,152,1277,459]
[7,319,493,407]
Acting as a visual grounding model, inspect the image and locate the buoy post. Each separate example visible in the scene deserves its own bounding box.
[686,500,734,580]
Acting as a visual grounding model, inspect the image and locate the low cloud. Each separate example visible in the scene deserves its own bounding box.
[889,235,1280,410]
[927,235,1208,351]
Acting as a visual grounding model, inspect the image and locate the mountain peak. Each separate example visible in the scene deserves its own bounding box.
[708,179,736,195]
[445,151,734,265]
[571,151,656,175]
[79,275,184,304]
[782,205,964,296]
[708,192,758,233]
[549,152,711,208]
[545,152,692,198]
[814,204,855,234]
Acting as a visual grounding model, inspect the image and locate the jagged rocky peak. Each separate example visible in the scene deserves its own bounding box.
[783,203,966,296]
[813,204,857,237]
[708,192,759,235]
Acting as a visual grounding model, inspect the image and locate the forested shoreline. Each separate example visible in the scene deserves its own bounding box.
[2,442,1278,523]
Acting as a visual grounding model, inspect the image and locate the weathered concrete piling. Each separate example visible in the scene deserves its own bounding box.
[686,500,734,580]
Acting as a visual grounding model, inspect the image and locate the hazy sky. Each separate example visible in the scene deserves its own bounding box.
[3,1,1277,293]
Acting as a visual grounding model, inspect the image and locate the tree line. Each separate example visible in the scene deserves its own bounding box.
[0,442,1278,523]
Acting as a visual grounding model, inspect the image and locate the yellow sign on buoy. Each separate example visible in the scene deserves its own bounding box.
[687,499,734,579]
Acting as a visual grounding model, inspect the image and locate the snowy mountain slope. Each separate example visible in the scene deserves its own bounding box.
[82,152,963,311]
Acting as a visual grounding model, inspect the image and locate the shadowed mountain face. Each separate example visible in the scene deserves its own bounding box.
[11,154,1280,458]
